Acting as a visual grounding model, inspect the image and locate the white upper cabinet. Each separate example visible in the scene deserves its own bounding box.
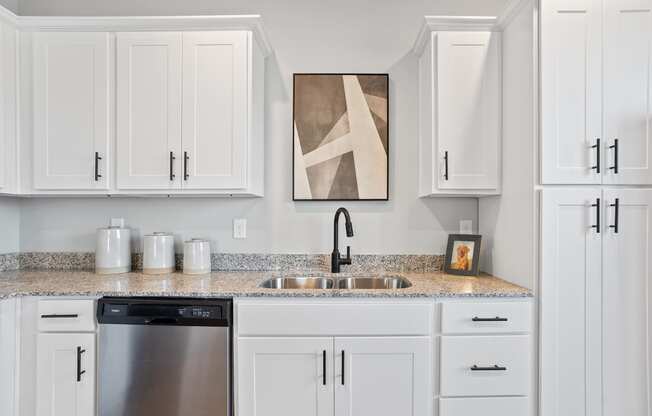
[33,32,111,190]
[182,32,248,190]
[116,32,183,190]
[0,23,5,191]
[415,18,502,196]
[603,1,652,185]
[541,0,652,185]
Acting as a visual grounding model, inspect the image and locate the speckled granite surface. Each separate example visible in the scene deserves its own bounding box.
[15,252,445,273]
[0,253,19,272]
[0,270,532,299]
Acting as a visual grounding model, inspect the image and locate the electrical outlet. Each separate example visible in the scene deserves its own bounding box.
[460,220,473,234]
[233,219,247,239]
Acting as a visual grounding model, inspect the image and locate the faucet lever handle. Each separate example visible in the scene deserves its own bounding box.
[346,246,351,260]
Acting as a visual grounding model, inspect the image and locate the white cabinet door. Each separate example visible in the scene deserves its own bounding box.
[603,3,652,185]
[182,32,248,190]
[0,23,4,190]
[36,333,95,416]
[334,337,430,416]
[540,189,602,416]
[116,32,182,190]
[541,0,602,184]
[436,31,500,190]
[603,189,652,416]
[33,32,110,190]
[237,337,334,416]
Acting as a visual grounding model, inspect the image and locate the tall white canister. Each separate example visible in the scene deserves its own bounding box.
[95,218,131,274]
[143,232,175,274]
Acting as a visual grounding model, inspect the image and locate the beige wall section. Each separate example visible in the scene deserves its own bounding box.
[479,0,537,290]
[0,0,17,13]
[10,0,503,254]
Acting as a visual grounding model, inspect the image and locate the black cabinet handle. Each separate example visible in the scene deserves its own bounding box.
[444,151,449,181]
[471,364,507,371]
[184,151,189,181]
[40,314,78,319]
[609,139,619,174]
[472,316,508,322]
[341,350,345,385]
[322,350,327,386]
[591,138,600,173]
[94,152,102,181]
[169,152,176,181]
[76,346,86,382]
[591,198,600,233]
[609,198,619,234]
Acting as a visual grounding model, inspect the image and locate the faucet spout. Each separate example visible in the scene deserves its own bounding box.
[332,208,354,273]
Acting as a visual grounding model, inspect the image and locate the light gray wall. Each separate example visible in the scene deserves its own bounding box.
[0,197,20,253]
[14,0,504,254]
[0,0,17,14]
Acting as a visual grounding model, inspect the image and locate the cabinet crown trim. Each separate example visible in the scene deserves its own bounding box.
[0,6,273,56]
[412,15,499,55]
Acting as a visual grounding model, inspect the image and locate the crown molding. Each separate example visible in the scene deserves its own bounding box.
[0,5,273,56]
[411,16,499,55]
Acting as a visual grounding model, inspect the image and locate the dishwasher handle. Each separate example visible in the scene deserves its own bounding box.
[144,317,179,325]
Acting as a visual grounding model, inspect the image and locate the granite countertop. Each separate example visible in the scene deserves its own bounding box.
[0,270,532,299]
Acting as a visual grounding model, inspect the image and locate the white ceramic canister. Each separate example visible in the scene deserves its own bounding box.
[143,232,175,274]
[95,219,131,274]
[183,239,211,275]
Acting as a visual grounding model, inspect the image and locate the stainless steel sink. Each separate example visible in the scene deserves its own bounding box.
[259,276,411,290]
[338,277,412,289]
[260,277,335,289]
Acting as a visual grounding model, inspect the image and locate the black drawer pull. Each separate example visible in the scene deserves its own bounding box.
[94,152,102,181]
[322,350,327,386]
[40,314,79,319]
[471,364,507,371]
[591,138,600,173]
[77,346,86,382]
[169,151,176,181]
[341,350,345,385]
[444,151,449,181]
[609,139,619,174]
[472,316,508,322]
[591,198,600,233]
[609,198,619,234]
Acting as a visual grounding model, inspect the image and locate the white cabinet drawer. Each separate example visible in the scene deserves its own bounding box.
[440,397,529,416]
[236,300,433,336]
[440,335,530,396]
[441,301,531,334]
[38,299,96,332]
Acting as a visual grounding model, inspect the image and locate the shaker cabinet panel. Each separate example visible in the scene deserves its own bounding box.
[36,333,96,416]
[436,31,500,191]
[116,32,182,190]
[33,32,111,190]
[602,189,652,416]
[181,31,249,190]
[237,337,334,416]
[540,189,603,416]
[334,337,430,416]
[540,0,602,184]
[603,3,652,185]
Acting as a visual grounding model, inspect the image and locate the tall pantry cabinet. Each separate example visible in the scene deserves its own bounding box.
[540,1,652,416]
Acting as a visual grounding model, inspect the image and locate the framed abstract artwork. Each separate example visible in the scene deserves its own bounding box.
[293,73,389,201]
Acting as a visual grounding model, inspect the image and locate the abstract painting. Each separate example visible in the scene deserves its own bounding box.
[293,74,389,200]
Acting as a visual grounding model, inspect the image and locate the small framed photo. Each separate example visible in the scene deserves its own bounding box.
[444,234,482,276]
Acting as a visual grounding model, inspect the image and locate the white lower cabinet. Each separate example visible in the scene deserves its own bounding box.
[36,333,96,416]
[237,336,429,416]
[237,337,334,416]
[439,397,529,416]
[541,188,652,416]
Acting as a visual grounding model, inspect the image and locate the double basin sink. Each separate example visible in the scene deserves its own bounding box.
[260,276,412,290]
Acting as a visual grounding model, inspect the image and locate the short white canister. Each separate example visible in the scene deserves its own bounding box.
[183,239,211,275]
[143,232,175,274]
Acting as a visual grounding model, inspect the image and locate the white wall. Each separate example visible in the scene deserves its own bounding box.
[12,0,508,254]
[0,197,20,253]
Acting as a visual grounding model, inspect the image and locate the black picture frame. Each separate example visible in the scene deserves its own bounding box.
[292,73,390,201]
[444,234,482,276]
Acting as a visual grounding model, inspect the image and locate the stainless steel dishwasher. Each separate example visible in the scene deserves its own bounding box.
[97,297,232,416]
